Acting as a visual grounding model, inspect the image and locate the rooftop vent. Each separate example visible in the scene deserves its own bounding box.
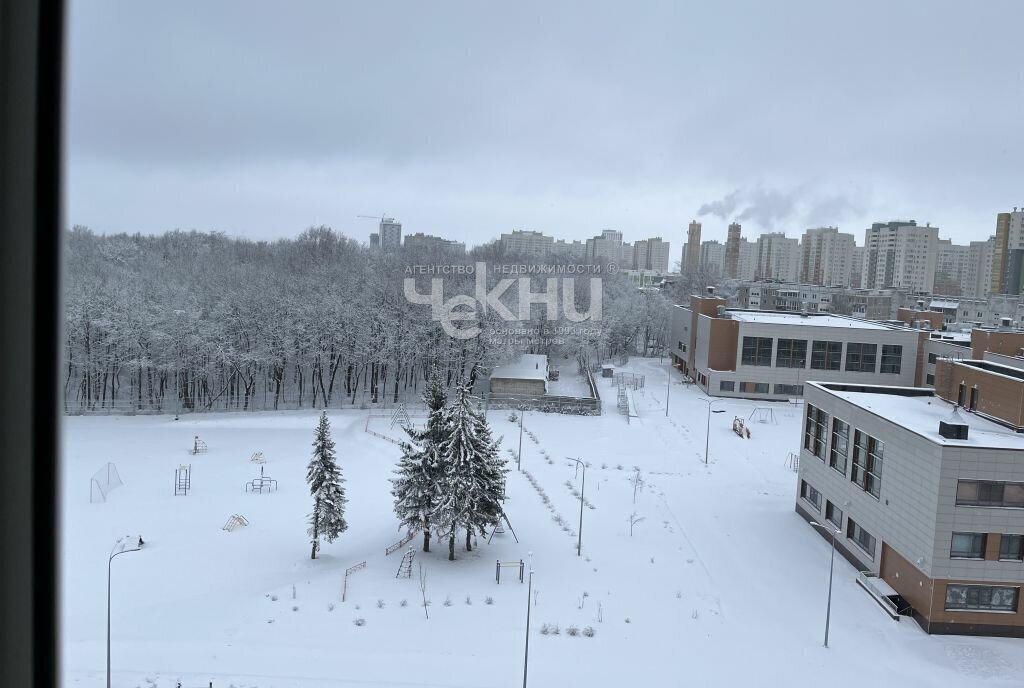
[706,286,716,296]
[916,299,925,310]
[1001,317,1013,329]
[939,407,969,440]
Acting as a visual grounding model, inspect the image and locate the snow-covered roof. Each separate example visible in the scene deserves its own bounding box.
[490,354,549,381]
[929,299,960,310]
[727,311,892,330]
[815,383,1024,450]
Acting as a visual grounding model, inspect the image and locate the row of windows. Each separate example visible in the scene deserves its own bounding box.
[956,480,1024,508]
[945,585,1019,612]
[740,337,903,375]
[950,532,1024,560]
[805,405,884,500]
[801,480,878,560]
[719,380,804,396]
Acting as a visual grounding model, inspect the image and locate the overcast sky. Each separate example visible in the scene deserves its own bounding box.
[67,1,1024,249]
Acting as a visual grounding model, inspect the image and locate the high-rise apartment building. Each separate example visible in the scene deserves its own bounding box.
[861,220,938,293]
[685,221,702,273]
[378,218,402,250]
[404,233,465,253]
[698,240,725,275]
[585,229,624,263]
[934,239,970,296]
[965,238,995,298]
[801,227,856,287]
[499,230,555,257]
[736,239,757,280]
[754,232,800,282]
[724,222,742,278]
[991,210,1024,295]
[849,246,865,288]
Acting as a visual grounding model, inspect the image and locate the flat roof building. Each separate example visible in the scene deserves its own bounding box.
[796,370,1024,636]
[669,293,923,399]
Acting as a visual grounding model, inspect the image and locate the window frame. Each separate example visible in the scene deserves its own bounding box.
[851,430,883,499]
[825,501,843,529]
[810,340,842,371]
[945,584,1019,613]
[950,532,987,560]
[955,480,1024,508]
[719,380,734,392]
[846,518,876,560]
[804,404,828,460]
[800,480,822,511]
[880,344,902,374]
[775,338,808,369]
[829,417,850,476]
[845,342,878,373]
[741,336,774,367]
[999,534,1024,562]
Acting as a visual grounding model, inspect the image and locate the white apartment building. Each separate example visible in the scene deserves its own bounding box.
[669,294,921,400]
[796,368,1024,636]
[699,240,725,275]
[801,227,855,287]
[966,238,995,299]
[850,246,865,288]
[736,239,757,281]
[403,233,465,253]
[379,218,402,250]
[499,230,555,257]
[585,229,624,263]
[754,233,800,282]
[862,220,938,293]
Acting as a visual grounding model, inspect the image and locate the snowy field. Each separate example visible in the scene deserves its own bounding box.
[61,358,1024,688]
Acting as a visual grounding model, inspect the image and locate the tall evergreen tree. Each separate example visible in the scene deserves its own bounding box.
[307,411,348,559]
[391,373,448,552]
[434,384,507,560]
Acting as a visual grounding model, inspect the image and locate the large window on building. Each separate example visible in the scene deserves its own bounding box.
[846,518,876,559]
[775,339,807,368]
[927,352,938,364]
[845,343,877,373]
[880,344,902,374]
[719,380,735,392]
[804,405,828,459]
[752,382,769,394]
[945,585,1019,613]
[851,430,883,498]
[774,384,803,396]
[950,532,987,559]
[829,418,849,475]
[800,480,822,511]
[825,501,843,529]
[999,535,1024,561]
[810,340,842,371]
[741,337,773,366]
[956,480,1024,508]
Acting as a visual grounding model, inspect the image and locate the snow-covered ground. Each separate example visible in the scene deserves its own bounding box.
[61,358,1024,688]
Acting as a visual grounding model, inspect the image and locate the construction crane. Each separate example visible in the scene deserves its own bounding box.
[356,214,392,224]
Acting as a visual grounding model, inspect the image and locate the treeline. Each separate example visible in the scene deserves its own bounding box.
[63,225,671,413]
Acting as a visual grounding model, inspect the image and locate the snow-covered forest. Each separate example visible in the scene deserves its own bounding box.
[63,226,672,413]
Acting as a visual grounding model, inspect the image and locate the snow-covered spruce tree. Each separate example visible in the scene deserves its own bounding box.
[434,384,507,561]
[307,411,348,559]
[391,373,448,552]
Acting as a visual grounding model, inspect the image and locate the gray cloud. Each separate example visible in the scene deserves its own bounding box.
[66,0,1023,244]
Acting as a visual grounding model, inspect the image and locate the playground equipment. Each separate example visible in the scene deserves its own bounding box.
[396,548,415,578]
[250,451,266,464]
[174,464,191,496]
[245,465,278,494]
[487,511,520,544]
[732,417,751,439]
[614,371,645,390]
[385,530,415,556]
[89,462,123,503]
[495,559,525,584]
[342,561,367,602]
[390,403,411,429]
[190,436,207,455]
[749,407,778,424]
[222,513,249,531]
[785,452,800,472]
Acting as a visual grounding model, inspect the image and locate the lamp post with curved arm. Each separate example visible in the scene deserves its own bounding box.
[809,521,840,648]
[696,397,727,465]
[108,535,143,688]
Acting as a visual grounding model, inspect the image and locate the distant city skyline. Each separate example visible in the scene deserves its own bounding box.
[66,2,1023,245]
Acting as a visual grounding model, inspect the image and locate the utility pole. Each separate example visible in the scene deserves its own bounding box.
[108,536,142,688]
[523,567,534,688]
[567,458,586,556]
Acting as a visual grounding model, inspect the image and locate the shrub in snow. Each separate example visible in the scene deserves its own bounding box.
[540,623,551,635]
[376,599,385,609]
[624,617,631,623]
[443,596,452,607]
[354,604,361,610]
[676,591,682,599]
[353,617,366,626]
[267,618,275,624]
[484,596,494,605]
[292,605,299,612]
[566,626,580,637]
[465,596,472,605]
[549,624,560,635]
[601,463,607,470]
[616,464,623,471]
[328,603,335,611]
[583,626,595,637]
[270,595,278,602]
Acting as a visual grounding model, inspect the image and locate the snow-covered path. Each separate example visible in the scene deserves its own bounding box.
[60,359,1024,687]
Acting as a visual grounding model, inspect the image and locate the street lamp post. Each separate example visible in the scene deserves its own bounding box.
[665,365,671,417]
[523,565,534,688]
[517,405,525,472]
[697,397,726,465]
[809,521,840,648]
[567,458,586,556]
[108,535,142,688]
